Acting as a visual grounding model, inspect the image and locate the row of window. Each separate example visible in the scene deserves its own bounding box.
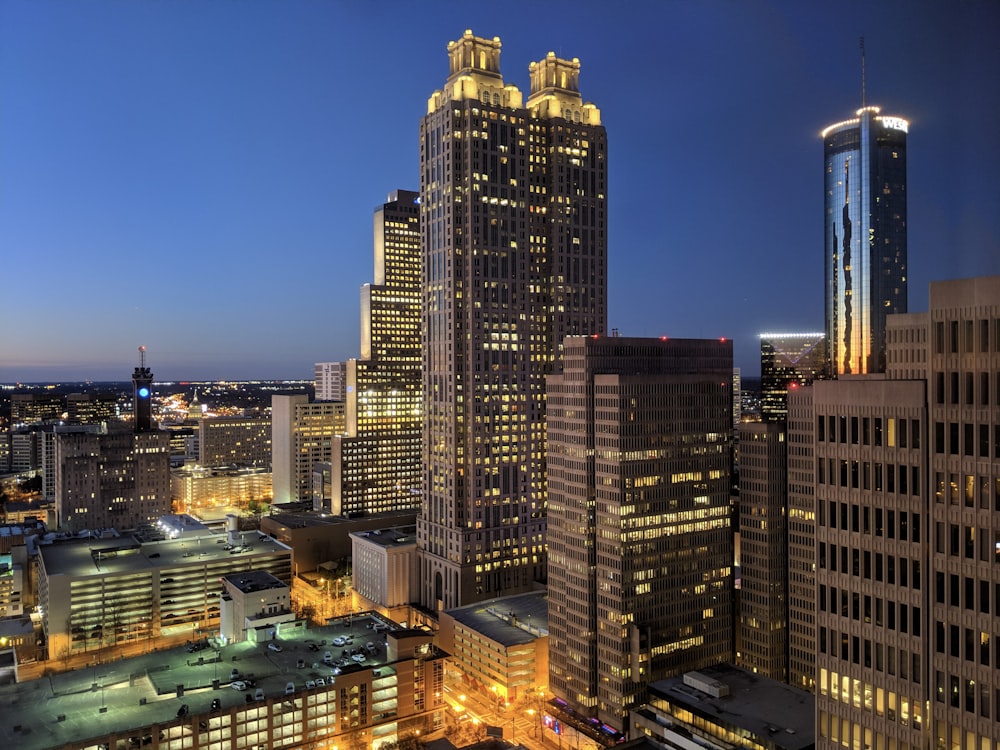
[820,501,921,540]
[820,545,921,587]
[817,457,921,496]
[817,414,919,448]
[820,586,921,636]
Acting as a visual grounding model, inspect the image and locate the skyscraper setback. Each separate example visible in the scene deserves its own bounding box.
[822,105,908,375]
[417,30,607,609]
[332,190,423,516]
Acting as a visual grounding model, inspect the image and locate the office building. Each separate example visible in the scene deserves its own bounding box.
[315,361,348,402]
[547,336,733,730]
[418,30,607,609]
[197,415,271,468]
[760,332,827,422]
[332,191,423,517]
[823,106,908,375]
[794,276,1000,748]
[65,392,118,424]
[271,395,344,504]
[10,393,63,426]
[351,525,420,620]
[736,421,788,681]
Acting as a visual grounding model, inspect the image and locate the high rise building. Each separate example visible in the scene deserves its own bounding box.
[271,395,344,504]
[332,191,423,517]
[760,332,827,422]
[547,336,733,729]
[417,30,607,609]
[54,351,170,531]
[315,362,347,402]
[823,106,908,376]
[198,415,271,468]
[736,421,788,681]
[790,276,1000,748]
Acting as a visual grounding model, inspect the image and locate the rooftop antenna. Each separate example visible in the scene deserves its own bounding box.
[860,36,867,108]
[138,344,147,369]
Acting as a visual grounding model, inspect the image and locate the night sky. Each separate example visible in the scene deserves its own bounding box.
[2,1,998,382]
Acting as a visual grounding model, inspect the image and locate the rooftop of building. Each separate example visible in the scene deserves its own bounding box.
[37,527,289,579]
[350,525,417,548]
[444,591,548,646]
[222,569,285,594]
[266,508,417,530]
[0,612,438,750]
[645,663,814,750]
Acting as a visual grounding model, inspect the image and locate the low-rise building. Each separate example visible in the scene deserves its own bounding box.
[350,525,419,621]
[0,613,446,750]
[438,591,548,704]
[630,664,814,750]
[219,570,295,644]
[36,527,292,661]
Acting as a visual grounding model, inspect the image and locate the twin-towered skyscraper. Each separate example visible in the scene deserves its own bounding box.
[416,30,607,610]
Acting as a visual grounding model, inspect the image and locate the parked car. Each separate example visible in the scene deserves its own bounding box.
[268,641,282,652]
[231,680,247,691]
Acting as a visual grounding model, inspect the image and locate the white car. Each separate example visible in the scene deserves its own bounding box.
[332,637,346,647]
[268,641,282,652]
[231,680,247,691]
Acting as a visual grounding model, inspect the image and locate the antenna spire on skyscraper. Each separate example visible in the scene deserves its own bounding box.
[860,36,867,108]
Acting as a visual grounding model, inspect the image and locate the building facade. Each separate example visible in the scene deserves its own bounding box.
[760,332,827,422]
[418,30,607,610]
[823,106,908,376]
[547,336,733,730]
[315,361,347,402]
[736,421,788,681]
[55,425,171,531]
[271,395,344,504]
[37,529,292,661]
[798,276,1000,749]
[332,191,423,517]
[197,415,271,468]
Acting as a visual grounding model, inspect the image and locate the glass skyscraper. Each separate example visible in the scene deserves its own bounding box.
[823,106,908,375]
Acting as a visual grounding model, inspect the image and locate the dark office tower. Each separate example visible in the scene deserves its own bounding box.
[132,345,154,432]
[332,191,423,516]
[736,421,788,681]
[547,336,733,730]
[418,31,607,609]
[760,332,827,422]
[823,106,908,376]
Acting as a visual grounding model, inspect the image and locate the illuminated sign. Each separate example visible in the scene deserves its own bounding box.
[879,116,909,133]
[138,387,150,398]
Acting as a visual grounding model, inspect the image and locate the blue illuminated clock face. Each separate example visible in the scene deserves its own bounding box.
[138,387,150,398]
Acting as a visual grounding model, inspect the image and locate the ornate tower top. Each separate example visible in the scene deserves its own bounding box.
[527,52,601,124]
[428,30,523,113]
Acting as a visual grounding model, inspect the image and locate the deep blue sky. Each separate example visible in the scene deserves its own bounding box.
[2,1,998,382]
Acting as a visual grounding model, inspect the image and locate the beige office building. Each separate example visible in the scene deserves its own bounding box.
[789,276,1000,749]
[418,30,607,610]
[271,395,344,504]
[197,415,271,468]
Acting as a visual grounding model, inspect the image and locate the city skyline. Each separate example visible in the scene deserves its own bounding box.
[2,1,999,382]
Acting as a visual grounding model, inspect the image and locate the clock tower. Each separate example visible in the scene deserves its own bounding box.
[132,345,154,432]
